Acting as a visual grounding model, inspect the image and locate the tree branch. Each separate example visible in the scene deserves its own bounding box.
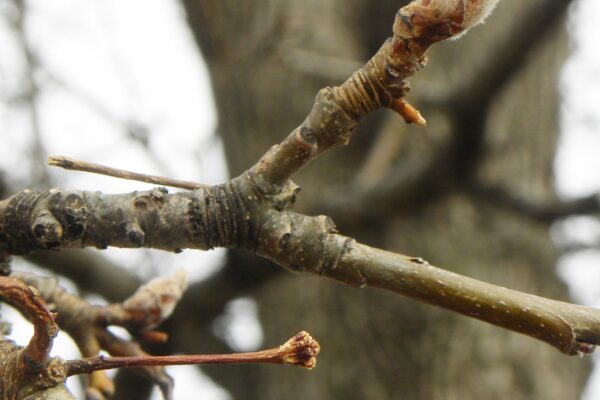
[0,275,70,399]
[13,270,184,398]
[0,276,57,369]
[48,156,208,191]
[0,271,319,399]
[2,0,598,364]
[340,0,573,224]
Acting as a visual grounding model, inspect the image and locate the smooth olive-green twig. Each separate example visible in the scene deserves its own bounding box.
[338,242,600,356]
[48,156,208,190]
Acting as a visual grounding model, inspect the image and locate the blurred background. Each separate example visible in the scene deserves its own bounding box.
[0,0,599,398]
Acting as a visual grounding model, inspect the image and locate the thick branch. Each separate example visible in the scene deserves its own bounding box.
[0,175,265,255]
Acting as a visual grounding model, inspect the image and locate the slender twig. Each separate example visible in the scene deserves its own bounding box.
[48,156,208,190]
[3,0,596,364]
[65,331,320,376]
[13,270,186,397]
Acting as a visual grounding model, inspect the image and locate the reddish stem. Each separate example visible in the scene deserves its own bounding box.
[0,276,57,369]
[66,331,320,376]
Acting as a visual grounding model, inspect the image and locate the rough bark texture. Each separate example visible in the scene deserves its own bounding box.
[180,0,590,399]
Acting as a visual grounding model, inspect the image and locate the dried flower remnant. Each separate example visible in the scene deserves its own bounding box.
[12,271,179,399]
[7,273,318,398]
[280,331,321,369]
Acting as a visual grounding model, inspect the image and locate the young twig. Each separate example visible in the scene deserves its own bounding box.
[0,272,319,399]
[47,156,208,190]
[65,331,320,376]
[0,276,57,369]
[3,0,596,370]
[0,275,68,399]
[14,270,189,398]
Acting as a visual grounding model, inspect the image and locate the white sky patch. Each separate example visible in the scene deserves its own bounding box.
[557,250,600,307]
[555,0,600,399]
[556,0,600,199]
[552,216,600,249]
[556,0,600,318]
[213,297,264,352]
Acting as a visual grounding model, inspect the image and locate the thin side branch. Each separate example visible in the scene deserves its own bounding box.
[65,331,320,376]
[48,156,208,191]
[14,271,187,398]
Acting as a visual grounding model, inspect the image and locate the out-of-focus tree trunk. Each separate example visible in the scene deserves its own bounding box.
[179,0,590,398]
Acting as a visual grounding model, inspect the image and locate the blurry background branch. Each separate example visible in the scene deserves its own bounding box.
[8,0,49,187]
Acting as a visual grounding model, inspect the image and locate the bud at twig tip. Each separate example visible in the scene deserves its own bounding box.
[394,0,500,41]
[280,331,320,369]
